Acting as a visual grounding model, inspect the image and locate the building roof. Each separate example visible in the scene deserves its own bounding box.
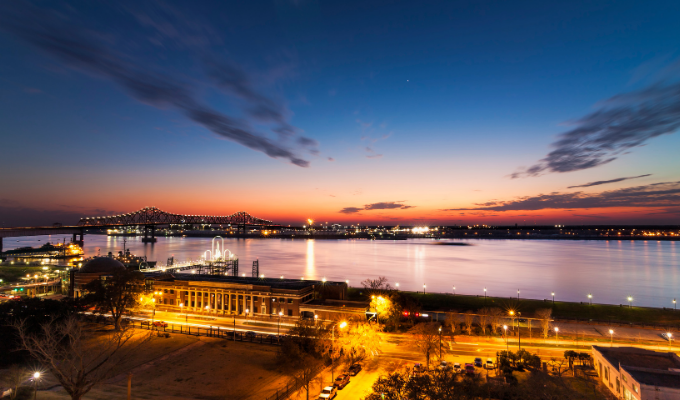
[79,257,126,274]
[143,272,346,291]
[593,346,680,389]
[622,366,680,389]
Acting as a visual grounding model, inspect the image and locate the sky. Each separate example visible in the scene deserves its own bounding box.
[1,0,680,227]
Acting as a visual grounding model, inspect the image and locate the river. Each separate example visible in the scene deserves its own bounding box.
[5,235,679,308]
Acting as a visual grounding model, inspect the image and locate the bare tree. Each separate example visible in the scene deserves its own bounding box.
[361,277,393,296]
[535,309,552,339]
[489,308,504,334]
[478,308,490,335]
[463,312,474,335]
[13,316,149,400]
[549,357,569,377]
[445,312,457,341]
[409,322,440,369]
[2,365,28,400]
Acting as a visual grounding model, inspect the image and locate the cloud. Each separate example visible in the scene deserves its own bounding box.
[339,201,414,214]
[366,154,383,159]
[443,181,680,212]
[0,2,312,167]
[327,157,335,162]
[512,81,680,178]
[567,174,652,189]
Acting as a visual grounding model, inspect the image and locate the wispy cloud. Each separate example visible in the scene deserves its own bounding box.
[567,174,651,189]
[443,181,680,212]
[340,201,414,214]
[0,2,313,167]
[512,80,680,178]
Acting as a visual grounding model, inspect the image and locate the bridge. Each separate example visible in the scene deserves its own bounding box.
[0,207,277,250]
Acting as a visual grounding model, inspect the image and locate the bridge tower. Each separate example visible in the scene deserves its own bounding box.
[142,225,157,243]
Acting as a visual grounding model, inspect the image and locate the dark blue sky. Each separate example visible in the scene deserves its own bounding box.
[1,0,680,225]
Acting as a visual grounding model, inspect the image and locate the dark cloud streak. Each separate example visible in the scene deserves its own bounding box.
[513,81,680,178]
[340,201,414,214]
[0,3,312,167]
[567,174,651,189]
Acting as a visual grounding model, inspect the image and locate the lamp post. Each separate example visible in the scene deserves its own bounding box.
[452,286,456,296]
[245,308,249,320]
[588,294,592,306]
[278,311,283,336]
[396,282,399,291]
[666,333,673,351]
[439,326,442,360]
[509,311,515,331]
[551,292,555,305]
[484,287,487,300]
[423,284,426,294]
[314,314,318,326]
[331,321,348,383]
[517,289,520,300]
[554,327,559,345]
[609,329,614,347]
[674,299,677,311]
[32,371,40,400]
[179,303,187,326]
[503,325,508,351]
[516,312,521,350]
[627,296,633,308]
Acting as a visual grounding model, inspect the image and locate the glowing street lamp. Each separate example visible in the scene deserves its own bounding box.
[609,329,614,347]
[452,286,456,295]
[554,327,559,344]
[278,311,283,335]
[551,292,555,305]
[484,287,487,300]
[396,282,400,290]
[587,293,592,305]
[667,332,673,351]
[627,296,633,308]
[503,325,508,350]
[674,298,677,311]
[517,289,520,300]
[32,371,41,400]
[423,284,426,294]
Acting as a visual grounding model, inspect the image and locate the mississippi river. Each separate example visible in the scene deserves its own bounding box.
[7,235,679,308]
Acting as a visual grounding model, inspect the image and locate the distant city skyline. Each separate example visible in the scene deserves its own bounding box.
[1,0,680,226]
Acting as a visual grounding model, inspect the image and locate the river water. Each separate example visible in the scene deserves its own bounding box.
[6,235,679,308]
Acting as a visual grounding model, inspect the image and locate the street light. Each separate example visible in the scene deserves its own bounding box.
[32,371,41,400]
[503,325,508,351]
[517,289,520,300]
[609,329,614,347]
[674,298,677,311]
[278,311,283,335]
[551,292,555,305]
[554,327,559,344]
[439,326,443,360]
[667,333,673,351]
[452,286,456,295]
[245,308,249,320]
[588,293,592,305]
[484,287,487,300]
[396,283,400,290]
[330,321,348,383]
[423,284,426,294]
[627,296,633,308]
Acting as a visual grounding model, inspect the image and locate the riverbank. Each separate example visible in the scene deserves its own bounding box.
[348,289,680,329]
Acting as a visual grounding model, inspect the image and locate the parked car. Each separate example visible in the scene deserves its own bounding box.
[348,363,362,376]
[465,363,475,375]
[438,360,451,371]
[318,386,337,399]
[244,331,257,338]
[453,362,462,373]
[152,321,168,328]
[485,359,496,369]
[474,357,483,368]
[333,374,350,389]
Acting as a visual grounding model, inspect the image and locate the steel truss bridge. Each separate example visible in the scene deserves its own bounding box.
[77,207,274,228]
[0,207,278,251]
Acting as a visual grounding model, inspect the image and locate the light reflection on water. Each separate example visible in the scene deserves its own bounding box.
[6,235,679,308]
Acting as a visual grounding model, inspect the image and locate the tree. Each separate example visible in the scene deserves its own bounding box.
[445,312,458,341]
[363,372,407,400]
[13,316,149,400]
[277,320,328,400]
[535,309,552,339]
[82,268,145,331]
[564,350,578,369]
[409,322,440,369]
[361,276,392,296]
[489,308,504,334]
[2,365,27,400]
[463,311,474,335]
[338,320,382,366]
[478,308,490,335]
[549,357,569,377]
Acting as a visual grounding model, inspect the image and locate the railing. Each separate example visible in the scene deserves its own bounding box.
[135,321,284,344]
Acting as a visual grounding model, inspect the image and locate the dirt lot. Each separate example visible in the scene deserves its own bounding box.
[10,330,289,400]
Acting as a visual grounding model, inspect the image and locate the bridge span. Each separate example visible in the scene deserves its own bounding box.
[0,207,277,252]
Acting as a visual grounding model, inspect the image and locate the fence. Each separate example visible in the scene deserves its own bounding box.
[264,364,325,400]
[135,320,284,345]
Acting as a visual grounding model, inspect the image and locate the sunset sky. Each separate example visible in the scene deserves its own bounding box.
[1,0,680,226]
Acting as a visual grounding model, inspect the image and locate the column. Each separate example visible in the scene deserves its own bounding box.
[250,295,254,315]
[227,293,232,313]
